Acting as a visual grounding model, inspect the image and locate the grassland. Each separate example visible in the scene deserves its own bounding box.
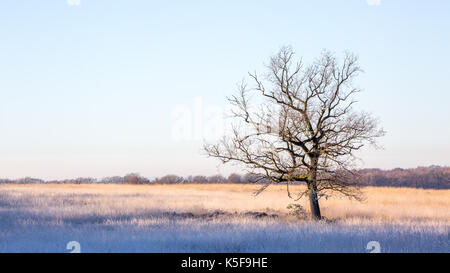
[0,184,448,252]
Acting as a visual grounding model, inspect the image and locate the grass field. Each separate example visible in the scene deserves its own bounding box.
[0,184,448,252]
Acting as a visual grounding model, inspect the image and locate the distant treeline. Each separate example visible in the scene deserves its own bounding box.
[355,166,449,189]
[0,166,449,189]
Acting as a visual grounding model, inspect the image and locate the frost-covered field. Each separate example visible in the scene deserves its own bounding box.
[0,184,448,253]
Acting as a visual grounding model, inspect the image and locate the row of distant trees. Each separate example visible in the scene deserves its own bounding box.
[355,166,449,189]
[0,166,448,189]
[153,173,261,184]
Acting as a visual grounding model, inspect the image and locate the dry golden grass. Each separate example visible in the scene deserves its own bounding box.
[1,184,448,252]
[1,183,448,224]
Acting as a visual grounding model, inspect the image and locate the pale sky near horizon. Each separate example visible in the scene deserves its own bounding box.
[0,0,449,180]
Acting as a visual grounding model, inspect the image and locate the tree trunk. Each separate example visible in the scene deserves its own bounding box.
[308,185,321,220]
[308,156,321,220]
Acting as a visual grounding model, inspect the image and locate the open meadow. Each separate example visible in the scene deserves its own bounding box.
[0,184,448,252]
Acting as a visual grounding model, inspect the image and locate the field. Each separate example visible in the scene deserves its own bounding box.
[0,184,448,253]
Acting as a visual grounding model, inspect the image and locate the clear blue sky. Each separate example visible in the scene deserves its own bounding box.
[0,0,449,179]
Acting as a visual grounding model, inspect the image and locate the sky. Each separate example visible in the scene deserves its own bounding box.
[0,0,449,180]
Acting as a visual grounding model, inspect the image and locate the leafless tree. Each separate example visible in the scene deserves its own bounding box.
[204,46,385,220]
[123,173,149,184]
[227,173,243,184]
[154,174,185,184]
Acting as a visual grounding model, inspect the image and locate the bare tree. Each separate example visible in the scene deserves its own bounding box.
[204,46,385,220]
[123,173,149,185]
[154,174,185,184]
